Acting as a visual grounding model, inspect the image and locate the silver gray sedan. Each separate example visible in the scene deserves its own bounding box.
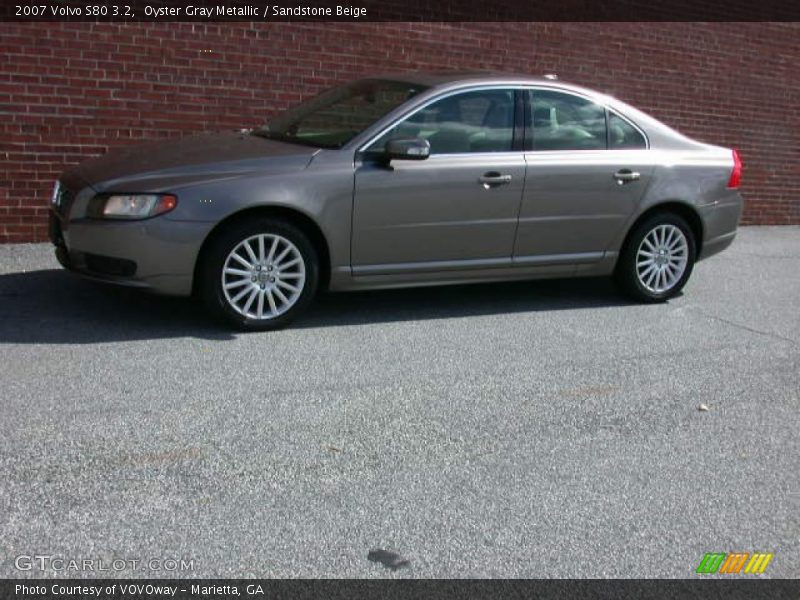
[49,72,743,330]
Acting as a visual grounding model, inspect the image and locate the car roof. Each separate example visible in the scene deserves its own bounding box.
[372,70,563,88]
[369,71,612,104]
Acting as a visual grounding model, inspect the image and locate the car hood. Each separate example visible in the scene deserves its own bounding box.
[67,132,320,192]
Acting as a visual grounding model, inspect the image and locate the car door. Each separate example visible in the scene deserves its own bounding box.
[515,88,655,264]
[351,88,526,274]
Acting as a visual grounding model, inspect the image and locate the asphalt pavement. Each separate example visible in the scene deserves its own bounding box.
[0,226,797,578]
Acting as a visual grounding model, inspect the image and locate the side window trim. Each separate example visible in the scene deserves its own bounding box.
[357,85,525,158]
[523,86,649,152]
[522,89,532,151]
[512,89,525,152]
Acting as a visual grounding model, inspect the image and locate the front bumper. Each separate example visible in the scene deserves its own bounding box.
[49,209,213,296]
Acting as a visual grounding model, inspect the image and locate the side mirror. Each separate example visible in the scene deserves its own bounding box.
[385,137,430,161]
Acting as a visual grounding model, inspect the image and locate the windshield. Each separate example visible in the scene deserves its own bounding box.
[252,79,428,149]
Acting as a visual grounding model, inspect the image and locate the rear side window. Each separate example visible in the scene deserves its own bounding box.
[530,90,606,151]
[608,112,647,149]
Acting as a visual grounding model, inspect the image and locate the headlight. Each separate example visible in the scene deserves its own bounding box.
[51,181,61,206]
[88,194,178,220]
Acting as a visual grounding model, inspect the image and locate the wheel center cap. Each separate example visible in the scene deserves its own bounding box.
[257,272,269,283]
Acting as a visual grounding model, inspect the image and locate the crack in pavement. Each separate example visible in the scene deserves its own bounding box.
[690,307,798,347]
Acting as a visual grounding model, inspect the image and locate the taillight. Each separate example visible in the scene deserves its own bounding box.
[727,149,742,189]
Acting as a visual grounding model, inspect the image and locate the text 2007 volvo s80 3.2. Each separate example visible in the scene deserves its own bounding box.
[49,72,743,330]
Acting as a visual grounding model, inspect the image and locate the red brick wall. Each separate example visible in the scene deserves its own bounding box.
[1,22,798,242]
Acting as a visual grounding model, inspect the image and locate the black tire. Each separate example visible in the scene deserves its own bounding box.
[199,218,319,331]
[615,212,697,303]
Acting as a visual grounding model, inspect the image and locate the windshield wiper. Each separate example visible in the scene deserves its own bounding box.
[250,129,339,149]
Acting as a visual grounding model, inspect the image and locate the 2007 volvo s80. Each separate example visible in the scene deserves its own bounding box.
[49,73,743,330]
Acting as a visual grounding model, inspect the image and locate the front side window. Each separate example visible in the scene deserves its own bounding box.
[530,90,606,151]
[369,89,516,155]
[252,79,427,149]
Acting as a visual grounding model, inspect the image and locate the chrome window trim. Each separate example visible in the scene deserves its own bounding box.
[356,83,650,157]
[380,151,527,161]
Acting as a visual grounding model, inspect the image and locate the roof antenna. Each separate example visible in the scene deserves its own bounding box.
[543,73,559,80]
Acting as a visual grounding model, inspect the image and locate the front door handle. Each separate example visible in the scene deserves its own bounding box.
[479,172,513,188]
[613,169,641,184]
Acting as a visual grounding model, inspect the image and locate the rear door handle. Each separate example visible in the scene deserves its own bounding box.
[479,172,513,188]
[613,169,641,184]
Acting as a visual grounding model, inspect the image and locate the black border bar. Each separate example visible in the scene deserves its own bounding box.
[2,579,800,600]
[2,0,800,21]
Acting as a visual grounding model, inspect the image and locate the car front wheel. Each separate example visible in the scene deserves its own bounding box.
[615,213,696,302]
[200,219,319,330]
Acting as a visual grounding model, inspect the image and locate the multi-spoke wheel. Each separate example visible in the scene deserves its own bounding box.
[615,213,696,302]
[635,224,688,294]
[222,234,306,319]
[200,219,319,330]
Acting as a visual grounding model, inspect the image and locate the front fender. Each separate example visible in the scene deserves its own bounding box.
[165,164,355,277]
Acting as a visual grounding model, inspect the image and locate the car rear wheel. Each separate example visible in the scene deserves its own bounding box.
[615,213,696,302]
[200,219,319,330]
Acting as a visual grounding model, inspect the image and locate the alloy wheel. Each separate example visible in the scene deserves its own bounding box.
[221,234,306,319]
[635,224,688,294]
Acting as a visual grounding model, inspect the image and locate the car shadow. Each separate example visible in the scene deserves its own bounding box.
[0,269,632,344]
[0,269,232,345]
[300,276,632,328]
